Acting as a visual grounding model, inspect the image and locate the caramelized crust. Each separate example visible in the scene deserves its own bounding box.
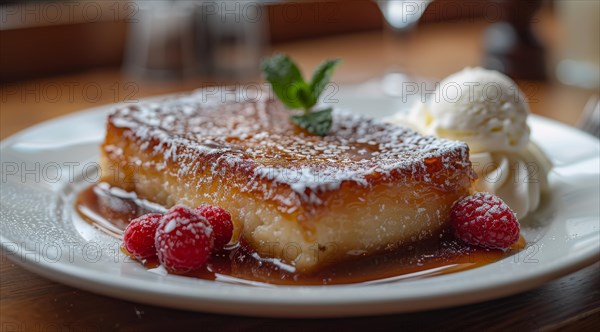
[101,92,475,272]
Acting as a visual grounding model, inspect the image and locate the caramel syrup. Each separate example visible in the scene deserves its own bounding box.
[76,183,525,286]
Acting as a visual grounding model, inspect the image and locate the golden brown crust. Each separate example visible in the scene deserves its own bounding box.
[102,95,474,214]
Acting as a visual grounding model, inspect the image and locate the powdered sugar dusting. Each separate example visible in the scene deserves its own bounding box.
[106,90,475,209]
[148,265,168,276]
[163,219,177,233]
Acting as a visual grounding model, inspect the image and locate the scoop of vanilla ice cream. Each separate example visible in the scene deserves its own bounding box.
[415,67,530,153]
[386,67,552,219]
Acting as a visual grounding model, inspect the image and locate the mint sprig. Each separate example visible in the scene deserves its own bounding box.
[261,54,341,136]
[291,108,333,137]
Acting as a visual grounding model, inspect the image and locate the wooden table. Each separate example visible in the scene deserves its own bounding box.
[1,20,599,331]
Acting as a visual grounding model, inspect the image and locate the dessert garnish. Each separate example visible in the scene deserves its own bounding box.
[123,213,162,261]
[261,54,340,136]
[195,205,233,249]
[155,205,215,272]
[450,192,520,249]
[387,67,552,218]
[123,204,233,272]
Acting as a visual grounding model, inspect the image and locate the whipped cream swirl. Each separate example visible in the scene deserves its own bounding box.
[470,143,551,218]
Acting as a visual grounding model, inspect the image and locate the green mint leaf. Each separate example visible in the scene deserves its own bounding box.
[261,54,312,110]
[291,108,333,136]
[261,54,341,136]
[309,59,341,100]
[296,84,316,109]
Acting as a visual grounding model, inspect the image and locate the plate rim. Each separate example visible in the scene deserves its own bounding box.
[3,240,597,317]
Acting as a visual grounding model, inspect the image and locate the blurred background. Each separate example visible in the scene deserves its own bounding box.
[1,0,599,138]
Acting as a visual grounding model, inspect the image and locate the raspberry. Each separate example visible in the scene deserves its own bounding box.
[123,213,162,261]
[155,205,214,272]
[195,205,233,249]
[450,192,520,249]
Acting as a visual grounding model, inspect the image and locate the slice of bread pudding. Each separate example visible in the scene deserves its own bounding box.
[100,93,475,272]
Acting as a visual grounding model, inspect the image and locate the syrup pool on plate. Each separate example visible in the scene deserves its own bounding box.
[75,183,525,286]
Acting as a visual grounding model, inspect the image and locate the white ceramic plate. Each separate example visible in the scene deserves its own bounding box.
[1,89,599,318]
